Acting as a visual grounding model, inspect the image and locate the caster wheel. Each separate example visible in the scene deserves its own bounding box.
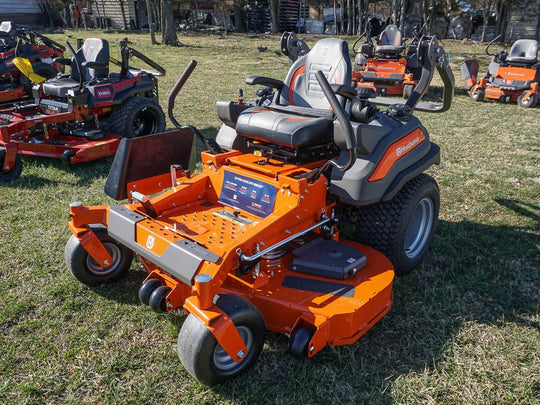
[288,327,313,359]
[139,278,163,305]
[177,293,266,386]
[65,226,133,286]
[149,285,171,313]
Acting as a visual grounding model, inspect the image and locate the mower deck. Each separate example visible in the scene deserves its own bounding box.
[69,149,394,357]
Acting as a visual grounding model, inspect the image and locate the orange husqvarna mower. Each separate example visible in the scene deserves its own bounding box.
[352,24,423,98]
[461,36,539,108]
[0,37,165,182]
[65,35,454,386]
[0,21,64,103]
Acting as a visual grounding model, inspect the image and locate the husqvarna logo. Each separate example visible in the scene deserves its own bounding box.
[146,235,155,249]
[320,46,330,57]
[396,136,420,156]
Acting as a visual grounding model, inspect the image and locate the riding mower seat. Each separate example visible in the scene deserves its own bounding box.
[41,38,110,98]
[375,25,404,56]
[505,39,538,66]
[235,38,351,149]
[0,21,16,48]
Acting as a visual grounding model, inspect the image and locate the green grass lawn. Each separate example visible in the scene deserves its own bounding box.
[0,31,538,404]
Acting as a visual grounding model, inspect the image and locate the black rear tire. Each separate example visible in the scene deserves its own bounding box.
[0,149,23,182]
[20,62,58,94]
[352,174,439,276]
[517,92,538,108]
[65,226,133,286]
[177,294,265,386]
[107,97,165,138]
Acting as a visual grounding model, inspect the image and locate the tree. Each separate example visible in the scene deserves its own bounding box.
[146,0,157,45]
[161,0,180,46]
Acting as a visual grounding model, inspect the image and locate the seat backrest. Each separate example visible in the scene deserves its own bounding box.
[279,38,351,109]
[0,21,16,38]
[508,39,538,60]
[379,25,401,47]
[71,38,109,82]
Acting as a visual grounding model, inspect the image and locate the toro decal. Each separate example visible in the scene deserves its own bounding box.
[94,85,114,101]
[369,128,426,181]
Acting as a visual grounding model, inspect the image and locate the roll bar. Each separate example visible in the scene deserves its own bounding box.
[369,36,455,113]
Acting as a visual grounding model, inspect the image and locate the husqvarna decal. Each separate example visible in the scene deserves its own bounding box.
[369,128,426,182]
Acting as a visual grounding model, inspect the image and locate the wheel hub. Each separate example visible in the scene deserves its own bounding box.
[404,197,434,259]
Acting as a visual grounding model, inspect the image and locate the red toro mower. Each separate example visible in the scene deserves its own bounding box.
[352,24,423,98]
[0,21,64,103]
[461,36,539,108]
[65,35,454,386]
[0,37,166,182]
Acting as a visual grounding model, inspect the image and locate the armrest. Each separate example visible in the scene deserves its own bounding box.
[331,83,357,100]
[81,61,108,70]
[53,57,71,66]
[245,75,284,89]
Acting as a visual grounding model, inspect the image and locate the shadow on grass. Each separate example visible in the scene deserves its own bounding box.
[3,155,114,189]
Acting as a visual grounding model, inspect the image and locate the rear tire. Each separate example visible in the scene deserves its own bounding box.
[352,174,439,276]
[517,92,538,108]
[107,97,165,138]
[0,149,23,182]
[470,86,485,102]
[65,226,133,286]
[177,294,265,386]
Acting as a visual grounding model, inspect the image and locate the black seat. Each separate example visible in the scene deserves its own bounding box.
[42,38,110,98]
[235,38,351,148]
[505,39,538,66]
[375,25,404,55]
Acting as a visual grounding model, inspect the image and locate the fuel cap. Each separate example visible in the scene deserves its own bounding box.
[387,103,412,119]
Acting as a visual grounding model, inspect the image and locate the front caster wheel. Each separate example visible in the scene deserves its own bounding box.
[0,149,23,182]
[517,92,538,108]
[177,294,266,386]
[469,86,485,102]
[288,327,313,359]
[353,174,439,276]
[64,226,133,286]
[139,278,163,305]
[148,285,171,313]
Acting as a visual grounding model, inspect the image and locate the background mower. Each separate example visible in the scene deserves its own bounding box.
[0,37,166,182]
[461,36,539,108]
[352,24,423,98]
[0,21,64,104]
[65,35,454,386]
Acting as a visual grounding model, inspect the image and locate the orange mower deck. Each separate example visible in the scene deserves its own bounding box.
[68,149,394,359]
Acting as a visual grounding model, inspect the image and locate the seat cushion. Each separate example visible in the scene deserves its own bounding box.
[375,45,405,54]
[236,107,333,148]
[42,77,80,98]
[505,56,537,65]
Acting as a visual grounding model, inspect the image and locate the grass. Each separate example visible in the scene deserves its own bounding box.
[1,31,539,404]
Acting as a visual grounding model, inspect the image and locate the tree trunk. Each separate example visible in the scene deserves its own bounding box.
[400,0,407,33]
[333,0,338,35]
[161,0,180,46]
[269,0,279,33]
[346,0,352,35]
[120,0,129,30]
[146,0,157,44]
[339,0,344,35]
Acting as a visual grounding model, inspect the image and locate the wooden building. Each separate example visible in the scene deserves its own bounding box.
[504,0,540,41]
[0,0,42,26]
